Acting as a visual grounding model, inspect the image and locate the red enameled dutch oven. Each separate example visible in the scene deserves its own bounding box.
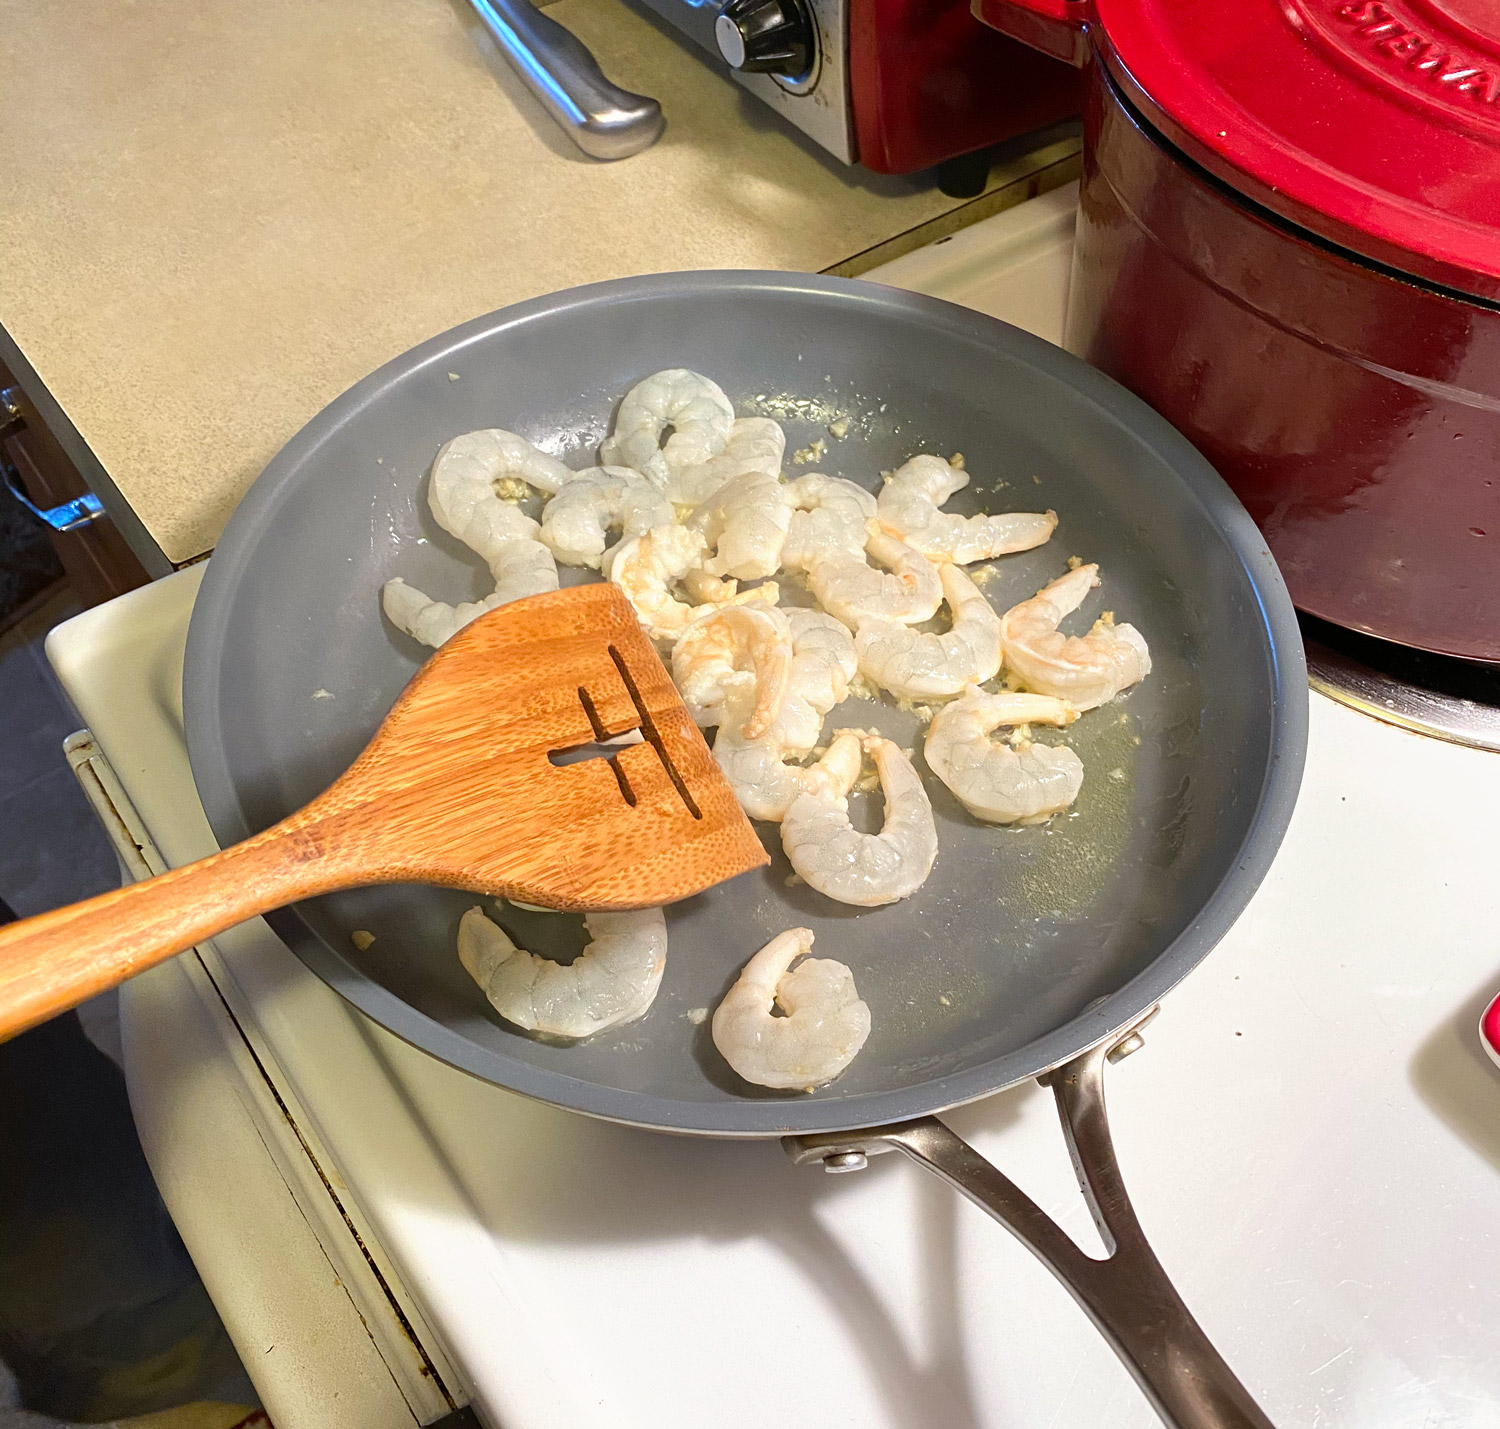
[973,0,1500,662]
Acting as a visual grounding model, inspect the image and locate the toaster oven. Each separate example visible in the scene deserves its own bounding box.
[467,0,1079,174]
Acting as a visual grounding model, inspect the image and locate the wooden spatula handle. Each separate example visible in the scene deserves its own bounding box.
[0,818,344,1041]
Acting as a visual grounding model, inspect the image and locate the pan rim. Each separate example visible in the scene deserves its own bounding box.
[183,269,1308,1138]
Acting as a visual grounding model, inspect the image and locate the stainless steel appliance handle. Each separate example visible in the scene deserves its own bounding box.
[465,0,664,160]
[785,1013,1275,1429]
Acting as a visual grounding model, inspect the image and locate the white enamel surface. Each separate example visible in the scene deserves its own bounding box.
[46,192,1500,1429]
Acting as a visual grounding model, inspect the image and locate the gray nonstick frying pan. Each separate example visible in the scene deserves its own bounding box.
[183,272,1306,1428]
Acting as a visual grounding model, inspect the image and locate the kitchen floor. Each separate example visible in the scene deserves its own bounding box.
[0,587,261,1427]
[0,592,118,923]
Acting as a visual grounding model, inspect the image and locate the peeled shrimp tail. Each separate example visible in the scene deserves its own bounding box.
[999,563,1151,710]
[876,454,1056,563]
[382,577,479,649]
[1027,563,1098,620]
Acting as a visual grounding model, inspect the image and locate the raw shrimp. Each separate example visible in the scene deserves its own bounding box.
[714,718,863,822]
[381,501,557,648]
[877,454,1056,563]
[925,686,1083,824]
[599,369,735,488]
[808,525,943,628]
[609,524,710,640]
[854,562,1001,700]
[611,524,779,640]
[763,608,857,754]
[781,735,938,906]
[383,426,566,642]
[712,928,871,1091]
[667,417,785,507]
[382,427,566,646]
[382,574,519,649]
[457,905,667,1039]
[779,474,876,573]
[539,466,673,569]
[691,469,793,580]
[428,432,574,562]
[671,602,792,739]
[999,564,1151,711]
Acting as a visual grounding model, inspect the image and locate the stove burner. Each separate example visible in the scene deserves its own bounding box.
[1300,614,1500,753]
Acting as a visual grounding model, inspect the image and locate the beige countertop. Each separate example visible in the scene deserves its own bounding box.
[0,0,1075,568]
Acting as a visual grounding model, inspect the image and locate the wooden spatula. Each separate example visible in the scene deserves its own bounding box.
[0,583,768,1041]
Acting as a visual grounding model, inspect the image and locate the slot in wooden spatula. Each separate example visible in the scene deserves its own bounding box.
[0,583,768,1041]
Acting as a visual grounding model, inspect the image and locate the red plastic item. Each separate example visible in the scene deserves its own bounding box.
[1481,993,1500,1072]
[974,0,1500,301]
[849,0,1080,173]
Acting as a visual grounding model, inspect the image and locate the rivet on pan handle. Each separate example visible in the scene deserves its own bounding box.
[784,1009,1275,1429]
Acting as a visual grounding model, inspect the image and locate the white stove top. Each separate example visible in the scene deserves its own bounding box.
[45,188,1500,1429]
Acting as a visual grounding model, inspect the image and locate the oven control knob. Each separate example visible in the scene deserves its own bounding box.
[714,0,814,79]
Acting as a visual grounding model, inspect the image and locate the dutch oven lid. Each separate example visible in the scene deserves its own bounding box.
[1084,0,1500,302]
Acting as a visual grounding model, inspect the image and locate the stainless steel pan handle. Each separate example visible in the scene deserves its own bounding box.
[785,1012,1274,1429]
[465,0,665,160]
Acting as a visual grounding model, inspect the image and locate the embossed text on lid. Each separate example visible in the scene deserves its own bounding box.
[1087,0,1500,300]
